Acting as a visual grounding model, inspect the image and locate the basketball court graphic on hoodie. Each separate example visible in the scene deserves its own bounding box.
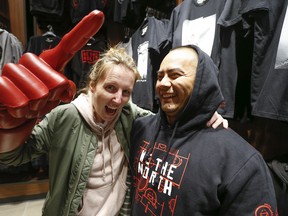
[133,140,190,216]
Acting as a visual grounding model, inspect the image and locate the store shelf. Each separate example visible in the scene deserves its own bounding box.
[0,179,48,203]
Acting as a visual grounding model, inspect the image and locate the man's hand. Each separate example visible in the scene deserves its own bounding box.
[206,111,229,129]
[0,10,105,153]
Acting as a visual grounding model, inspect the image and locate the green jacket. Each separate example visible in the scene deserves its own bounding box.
[0,102,151,215]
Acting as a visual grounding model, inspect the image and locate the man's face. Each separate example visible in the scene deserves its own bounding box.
[90,64,135,123]
[156,47,198,124]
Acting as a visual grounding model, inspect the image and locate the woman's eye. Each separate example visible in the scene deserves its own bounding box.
[123,90,131,97]
[106,85,116,92]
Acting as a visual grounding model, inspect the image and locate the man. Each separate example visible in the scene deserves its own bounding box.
[130,45,277,215]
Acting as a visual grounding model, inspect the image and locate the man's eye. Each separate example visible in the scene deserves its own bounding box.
[170,73,180,79]
[157,74,164,81]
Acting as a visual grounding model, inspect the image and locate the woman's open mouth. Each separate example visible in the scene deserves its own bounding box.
[105,105,117,115]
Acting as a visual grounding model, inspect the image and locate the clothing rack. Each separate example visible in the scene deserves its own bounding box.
[145,7,170,20]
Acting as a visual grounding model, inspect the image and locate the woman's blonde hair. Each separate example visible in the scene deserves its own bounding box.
[78,45,140,94]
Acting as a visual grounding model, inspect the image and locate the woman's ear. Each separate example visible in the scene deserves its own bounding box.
[89,82,95,92]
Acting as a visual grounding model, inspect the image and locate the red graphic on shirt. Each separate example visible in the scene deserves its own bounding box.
[254,203,276,216]
[133,140,190,216]
[81,50,100,64]
[72,0,79,8]
[101,0,108,6]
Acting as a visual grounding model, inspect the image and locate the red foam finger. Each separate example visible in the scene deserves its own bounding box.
[0,119,37,153]
[0,10,105,153]
[37,100,61,117]
[39,10,105,72]
[0,76,29,118]
[0,110,27,129]
[19,53,70,101]
[60,80,76,103]
[2,63,49,111]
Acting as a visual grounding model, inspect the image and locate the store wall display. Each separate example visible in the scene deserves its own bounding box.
[163,0,242,119]
[163,0,288,123]
[1,0,288,214]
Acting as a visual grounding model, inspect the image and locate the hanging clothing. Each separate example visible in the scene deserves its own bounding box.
[65,34,107,89]
[30,0,72,35]
[131,16,169,112]
[164,0,237,118]
[163,0,276,120]
[0,28,23,74]
[245,0,288,121]
[25,34,61,56]
[70,0,108,24]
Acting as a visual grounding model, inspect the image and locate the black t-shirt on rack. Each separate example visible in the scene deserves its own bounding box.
[25,34,61,55]
[65,34,107,89]
[131,16,169,112]
[245,0,288,121]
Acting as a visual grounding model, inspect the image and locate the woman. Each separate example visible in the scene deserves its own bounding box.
[0,47,227,215]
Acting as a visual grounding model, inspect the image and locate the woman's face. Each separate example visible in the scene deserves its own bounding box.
[90,64,135,123]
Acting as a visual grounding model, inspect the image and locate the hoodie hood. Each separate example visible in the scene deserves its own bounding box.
[141,45,224,163]
[159,44,224,132]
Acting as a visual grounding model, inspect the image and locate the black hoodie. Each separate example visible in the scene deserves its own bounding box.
[130,45,277,216]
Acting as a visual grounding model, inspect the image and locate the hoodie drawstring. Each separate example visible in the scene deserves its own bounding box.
[101,131,106,180]
[143,117,179,185]
[100,129,115,183]
[101,134,115,183]
[109,135,115,183]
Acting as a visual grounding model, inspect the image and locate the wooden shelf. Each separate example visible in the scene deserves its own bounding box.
[0,179,48,203]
